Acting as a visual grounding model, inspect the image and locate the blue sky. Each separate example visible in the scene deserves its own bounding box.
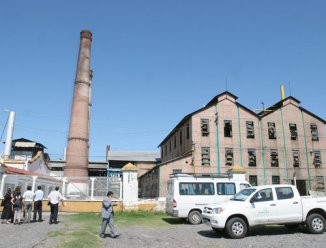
[1,0,325,161]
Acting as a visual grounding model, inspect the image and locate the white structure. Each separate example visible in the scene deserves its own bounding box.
[122,163,139,208]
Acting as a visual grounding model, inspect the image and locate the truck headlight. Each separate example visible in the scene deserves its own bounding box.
[212,207,225,214]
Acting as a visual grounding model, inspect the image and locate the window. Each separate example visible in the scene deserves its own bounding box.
[310,124,319,141]
[169,140,171,152]
[186,123,190,140]
[248,149,256,167]
[268,122,276,139]
[270,149,279,167]
[174,135,176,149]
[316,176,325,191]
[289,123,298,140]
[180,130,182,145]
[313,151,322,168]
[216,183,236,195]
[224,120,232,137]
[293,150,300,167]
[252,188,273,202]
[173,169,182,174]
[179,182,214,195]
[165,144,167,156]
[249,175,258,186]
[246,121,255,138]
[276,187,294,200]
[201,147,210,166]
[201,119,209,137]
[225,148,233,166]
[272,176,280,184]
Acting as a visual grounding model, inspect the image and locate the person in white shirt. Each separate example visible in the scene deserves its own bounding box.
[48,186,64,224]
[33,185,44,222]
[23,186,34,223]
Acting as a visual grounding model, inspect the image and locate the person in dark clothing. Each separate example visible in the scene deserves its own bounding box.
[1,188,13,224]
[33,185,44,222]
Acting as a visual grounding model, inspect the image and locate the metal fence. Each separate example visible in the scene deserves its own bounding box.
[0,174,122,200]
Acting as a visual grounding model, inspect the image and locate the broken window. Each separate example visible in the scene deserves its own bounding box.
[289,123,298,140]
[201,147,210,166]
[316,176,325,191]
[201,119,209,137]
[249,175,258,186]
[310,123,319,141]
[272,176,280,185]
[270,149,279,167]
[292,150,300,167]
[225,148,233,166]
[313,151,322,168]
[224,120,232,137]
[268,122,276,139]
[248,149,256,167]
[246,121,255,138]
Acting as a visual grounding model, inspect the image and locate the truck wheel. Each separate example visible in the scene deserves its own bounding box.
[188,210,202,225]
[306,213,325,234]
[225,217,247,239]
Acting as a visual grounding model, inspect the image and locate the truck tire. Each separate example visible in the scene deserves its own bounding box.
[225,217,247,239]
[188,210,202,225]
[306,213,325,234]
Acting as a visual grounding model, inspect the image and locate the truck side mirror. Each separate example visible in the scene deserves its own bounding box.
[249,197,254,203]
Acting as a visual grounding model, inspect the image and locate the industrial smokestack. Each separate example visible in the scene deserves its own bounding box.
[64,30,92,178]
[3,111,15,159]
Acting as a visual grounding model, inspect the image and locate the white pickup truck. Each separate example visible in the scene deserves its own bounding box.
[202,184,326,239]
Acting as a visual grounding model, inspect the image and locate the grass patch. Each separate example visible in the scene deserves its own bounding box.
[53,211,184,248]
[67,211,182,227]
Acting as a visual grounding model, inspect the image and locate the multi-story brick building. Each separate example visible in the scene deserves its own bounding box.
[139,91,326,197]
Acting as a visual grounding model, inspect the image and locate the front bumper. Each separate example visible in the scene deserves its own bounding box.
[202,213,226,229]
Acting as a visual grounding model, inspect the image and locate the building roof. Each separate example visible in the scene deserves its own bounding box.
[107,151,161,162]
[158,91,258,147]
[12,138,47,149]
[258,96,326,124]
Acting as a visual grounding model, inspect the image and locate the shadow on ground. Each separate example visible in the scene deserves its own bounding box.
[161,217,187,225]
[198,225,307,239]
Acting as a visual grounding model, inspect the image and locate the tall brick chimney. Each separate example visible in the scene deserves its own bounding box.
[64,30,92,178]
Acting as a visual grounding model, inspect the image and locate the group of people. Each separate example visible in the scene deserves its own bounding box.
[1,185,64,225]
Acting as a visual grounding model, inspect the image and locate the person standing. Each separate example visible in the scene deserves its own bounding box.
[33,186,44,222]
[47,186,64,224]
[12,191,23,225]
[99,191,119,238]
[23,186,34,223]
[1,188,13,224]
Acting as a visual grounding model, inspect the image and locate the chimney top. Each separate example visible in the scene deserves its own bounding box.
[80,30,92,41]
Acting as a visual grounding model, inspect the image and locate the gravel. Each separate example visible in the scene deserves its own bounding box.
[1,213,325,248]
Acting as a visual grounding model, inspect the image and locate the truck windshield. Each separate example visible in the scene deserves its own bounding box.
[230,188,256,201]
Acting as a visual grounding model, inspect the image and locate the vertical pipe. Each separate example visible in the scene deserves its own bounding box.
[237,106,243,167]
[280,109,289,183]
[258,120,267,184]
[3,111,15,159]
[300,111,311,190]
[280,84,285,100]
[214,104,221,173]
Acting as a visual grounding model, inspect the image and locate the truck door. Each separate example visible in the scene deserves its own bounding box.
[273,186,302,223]
[248,188,279,225]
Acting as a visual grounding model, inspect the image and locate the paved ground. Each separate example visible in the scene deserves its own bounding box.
[0,213,325,248]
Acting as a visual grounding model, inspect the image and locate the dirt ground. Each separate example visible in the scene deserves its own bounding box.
[0,213,325,248]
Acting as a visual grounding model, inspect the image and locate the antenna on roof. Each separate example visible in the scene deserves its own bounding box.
[225,77,228,91]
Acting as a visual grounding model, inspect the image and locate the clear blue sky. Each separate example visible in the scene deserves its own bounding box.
[1,0,325,161]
